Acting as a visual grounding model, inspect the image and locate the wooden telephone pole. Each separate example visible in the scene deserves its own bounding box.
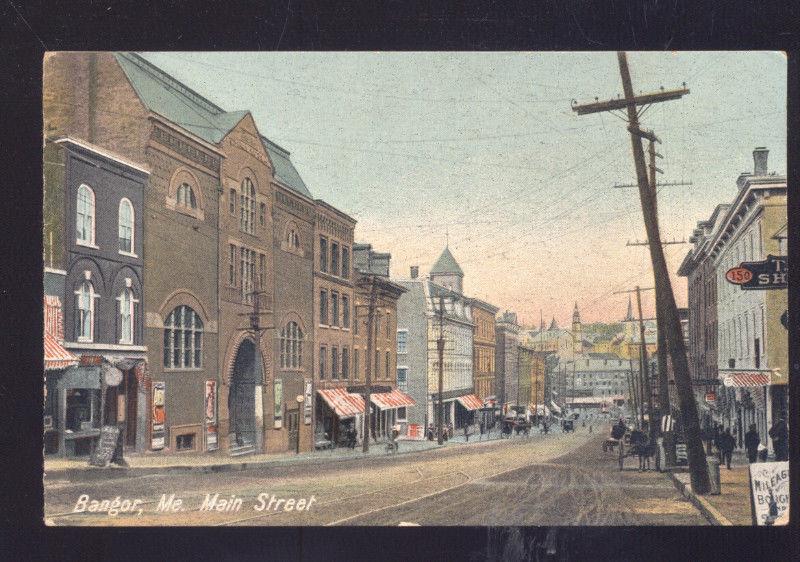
[437,295,445,445]
[572,52,710,493]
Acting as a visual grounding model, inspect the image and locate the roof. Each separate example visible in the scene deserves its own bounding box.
[261,136,313,198]
[115,53,314,199]
[588,353,622,361]
[115,53,249,144]
[456,394,484,411]
[371,388,415,410]
[430,246,463,276]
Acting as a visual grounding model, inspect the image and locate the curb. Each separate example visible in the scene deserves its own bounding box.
[666,471,733,526]
[43,432,553,479]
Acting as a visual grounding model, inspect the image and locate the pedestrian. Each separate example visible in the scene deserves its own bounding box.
[744,423,760,463]
[712,424,723,462]
[589,423,593,434]
[757,442,768,462]
[768,417,788,461]
[718,428,735,470]
[464,423,470,442]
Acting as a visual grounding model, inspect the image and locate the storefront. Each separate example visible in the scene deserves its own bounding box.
[454,393,482,428]
[721,371,772,454]
[370,388,415,440]
[316,387,365,446]
[43,330,80,455]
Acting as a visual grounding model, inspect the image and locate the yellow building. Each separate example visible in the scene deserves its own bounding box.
[471,299,499,400]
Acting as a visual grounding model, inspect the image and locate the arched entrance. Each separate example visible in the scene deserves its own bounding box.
[230,339,258,446]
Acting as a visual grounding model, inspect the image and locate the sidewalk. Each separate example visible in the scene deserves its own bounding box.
[667,450,755,525]
[43,427,527,479]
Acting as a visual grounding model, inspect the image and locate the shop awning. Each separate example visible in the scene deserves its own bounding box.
[550,401,562,415]
[722,372,771,387]
[44,331,79,371]
[370,388,415,410]
[317,388,365,418]
[456,394,484,411]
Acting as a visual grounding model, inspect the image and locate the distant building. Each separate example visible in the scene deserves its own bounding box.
[495,311,520,408]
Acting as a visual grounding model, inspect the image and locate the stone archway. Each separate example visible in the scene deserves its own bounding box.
[230,338,258,446]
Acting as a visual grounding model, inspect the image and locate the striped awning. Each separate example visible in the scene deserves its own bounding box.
[44,330,78,371]
[723,372,771,387]
[456,393,484,411]
[317,388,365,418]
[370,388,415,410]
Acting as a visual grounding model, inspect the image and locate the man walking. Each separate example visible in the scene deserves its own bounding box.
[769,417,788,461]
[718,428,736,470]
[744,424,760,463]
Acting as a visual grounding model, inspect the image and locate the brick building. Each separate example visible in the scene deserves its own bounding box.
[470,299,498,400]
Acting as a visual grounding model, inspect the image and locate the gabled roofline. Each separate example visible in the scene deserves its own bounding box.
[118,52,226,115]
[53,136,151,175]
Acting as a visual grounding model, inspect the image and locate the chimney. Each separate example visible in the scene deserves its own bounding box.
[753,147,768,176]
[410,265,419,279]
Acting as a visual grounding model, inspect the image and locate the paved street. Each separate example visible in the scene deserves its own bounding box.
[45,428,707,526]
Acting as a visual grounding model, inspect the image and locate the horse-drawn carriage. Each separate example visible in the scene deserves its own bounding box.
[604,423,656,471]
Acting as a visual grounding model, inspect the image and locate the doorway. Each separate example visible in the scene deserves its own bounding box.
[287,409,300,453]
[231,339,257,446]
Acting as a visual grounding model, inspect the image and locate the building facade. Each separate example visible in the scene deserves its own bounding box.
[471,299,498,400]
[495,311,520,409]
[43,137,150,456]
[707,148,787,451]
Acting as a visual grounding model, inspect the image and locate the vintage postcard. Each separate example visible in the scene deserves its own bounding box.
[42,51,788,528]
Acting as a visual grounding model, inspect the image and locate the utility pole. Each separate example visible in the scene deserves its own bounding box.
[572,52,710,493]
[362,276,377,453]
[626,354,638,427]
[437,294,446,445]
[634,286,656,442]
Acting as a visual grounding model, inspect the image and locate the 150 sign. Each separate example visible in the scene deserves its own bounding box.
[725,255,787,290]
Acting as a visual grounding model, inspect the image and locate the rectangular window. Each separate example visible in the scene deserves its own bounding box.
[385,351,390,380]
[342,295,350,328]
[341,247,350,279]
[320,290,328,325]
[319,346,327,379]
[230,245,239,286]
[386,313,391,338]
[354,310,359,335]
[342,347,350,379]
[353,349,360,380]
[331,242,340,276]
[259,253,266,289]
[397,406,407,421]
[375,313,380,340]
[331,347,339,379]
[176,433,195,451]
[319,236,328,272]
[240,248,255,303]
[259,202,266,226]
[375,350,380,379]
[397,367,408,391]
[229,189,236,215]
[331,292,339,327]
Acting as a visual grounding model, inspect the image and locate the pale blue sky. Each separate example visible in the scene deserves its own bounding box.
[141,51,786,326]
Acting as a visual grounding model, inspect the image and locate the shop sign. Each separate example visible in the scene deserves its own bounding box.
[273,378,283,429]
[725,255,787,290]
[205,380,217,424]
[749,462,789,525]
[151,381,166,450]
[705,392,716,403]
[80,355,103,366]
[206,424,218,451]
[89,425,121,467]
[304,380,312,425]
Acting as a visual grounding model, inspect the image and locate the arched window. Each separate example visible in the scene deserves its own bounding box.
[117,287,137,344]
[118,198,134,253]
[76,184,95,245]
[176,183,197,209]
[74,281,95,341]
[280,321,303,369]
[163,305,203,369]
[240,177,256,234]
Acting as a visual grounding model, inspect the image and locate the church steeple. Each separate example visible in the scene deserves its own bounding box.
[625,295,634,321]
[549,317,558,330]
[429,246,464,294]
[572,302,583,355]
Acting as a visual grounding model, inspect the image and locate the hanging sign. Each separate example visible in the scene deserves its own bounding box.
[725,255,787,290]
[205,380,217,424]
[304,380,312,425]
[705,392,716,403]
[749,462,789,525]
[151,382,166,450]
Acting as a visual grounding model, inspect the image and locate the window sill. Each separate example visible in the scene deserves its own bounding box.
[118,250,139,258]
[163,367,204,372]
[76,337,94,344]
[76,240,99,250]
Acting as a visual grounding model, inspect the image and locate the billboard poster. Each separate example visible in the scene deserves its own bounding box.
[304,380,312,425]
[749,461,789,525]
[273,378,283,429]
[152,382,165,432]
[205,380,217,424]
